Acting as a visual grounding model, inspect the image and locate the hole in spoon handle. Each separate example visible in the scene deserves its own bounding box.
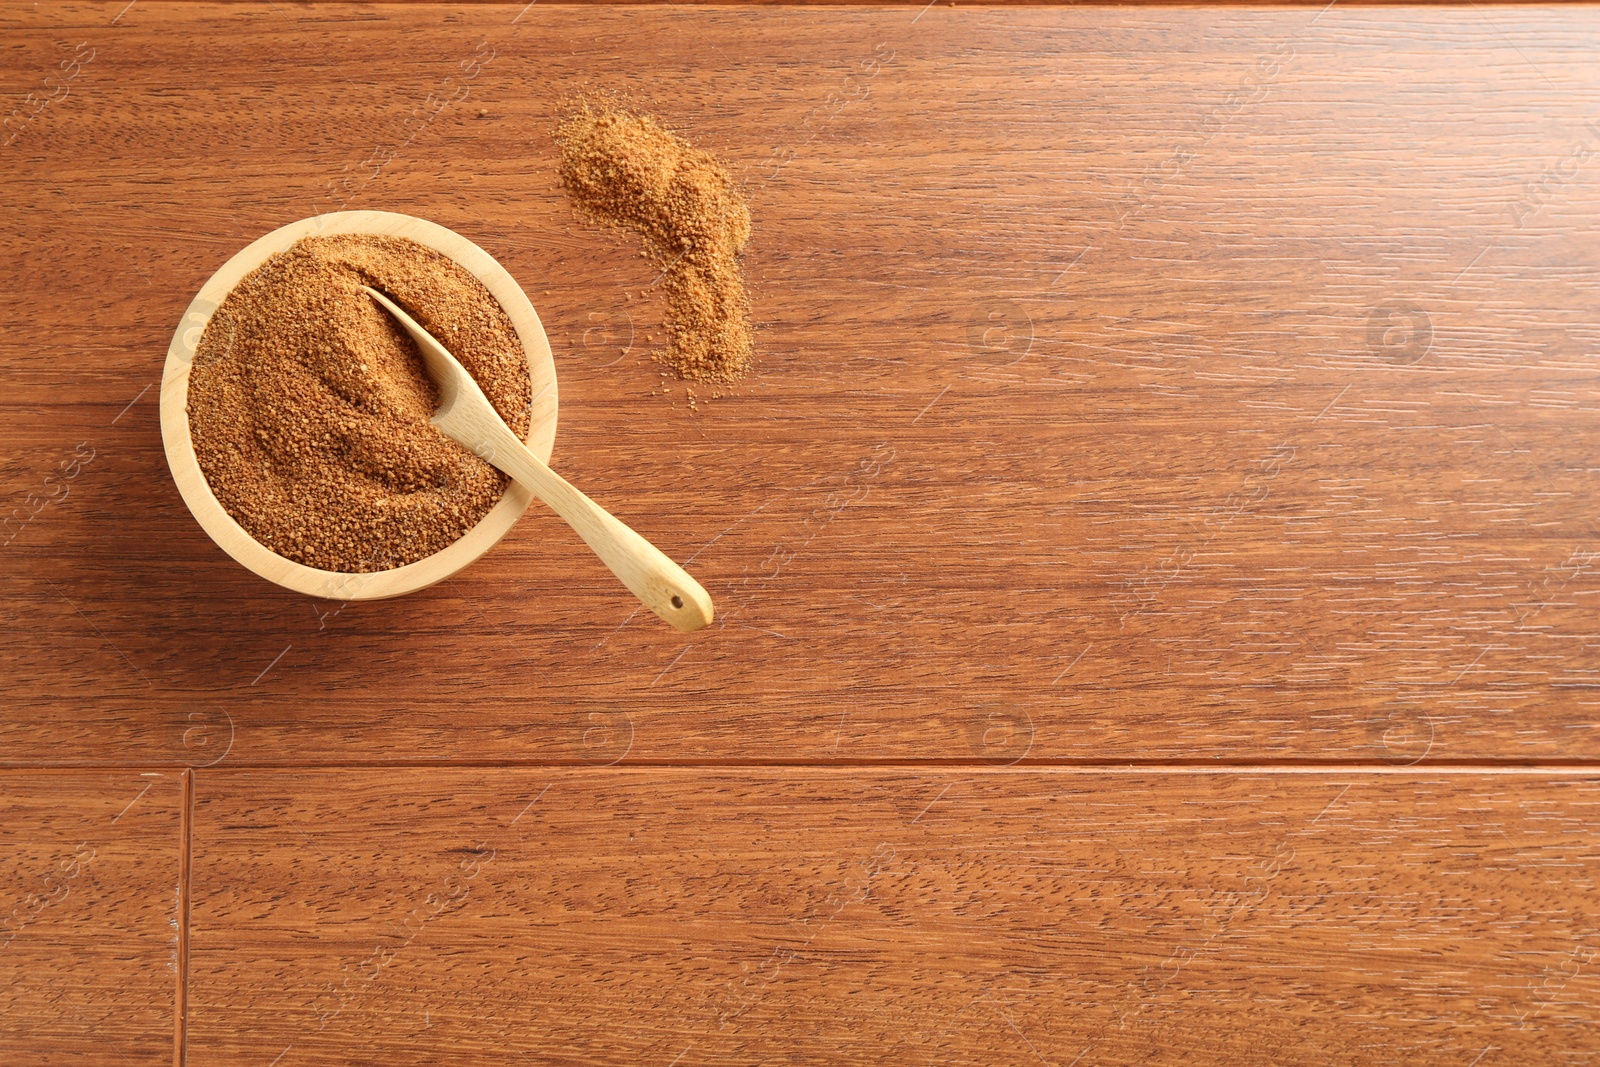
[654,580,712,633]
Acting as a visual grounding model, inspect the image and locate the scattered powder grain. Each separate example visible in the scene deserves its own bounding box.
[555,104,753,383]
[187,234,532,573]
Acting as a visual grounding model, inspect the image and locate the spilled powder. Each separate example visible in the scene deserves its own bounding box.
[555,104,753,384]
[186,234,532,573]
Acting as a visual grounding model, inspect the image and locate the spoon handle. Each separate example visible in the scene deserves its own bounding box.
[483,425,715,632]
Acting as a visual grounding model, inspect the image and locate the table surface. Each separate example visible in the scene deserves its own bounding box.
[3,2,1598,1064]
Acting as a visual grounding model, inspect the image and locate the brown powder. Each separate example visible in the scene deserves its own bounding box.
[555,103,753,383]
[186,234,532,573]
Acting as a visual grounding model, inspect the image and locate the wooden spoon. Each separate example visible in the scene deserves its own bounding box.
[362,286,714,632]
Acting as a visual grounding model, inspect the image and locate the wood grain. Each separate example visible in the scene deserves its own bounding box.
[0,771,184,1065]
[185,767,1600,1066]
[3,5,1599,766]
[5,4,1600,1065]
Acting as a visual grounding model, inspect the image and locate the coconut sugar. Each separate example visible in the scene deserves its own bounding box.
[555,104,753,384]
[186,234,531,573]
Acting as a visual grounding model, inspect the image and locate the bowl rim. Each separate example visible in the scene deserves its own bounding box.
[159,209,558,601]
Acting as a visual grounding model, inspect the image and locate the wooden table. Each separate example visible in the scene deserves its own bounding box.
[4,2,1599,1063]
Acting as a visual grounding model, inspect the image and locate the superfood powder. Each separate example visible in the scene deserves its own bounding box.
[555,103,753,384]
[186,233,532,573]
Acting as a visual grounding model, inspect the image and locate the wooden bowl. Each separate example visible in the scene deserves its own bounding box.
[159,210,558,601]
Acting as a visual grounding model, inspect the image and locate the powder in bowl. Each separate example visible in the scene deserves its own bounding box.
[185,234,533,574]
